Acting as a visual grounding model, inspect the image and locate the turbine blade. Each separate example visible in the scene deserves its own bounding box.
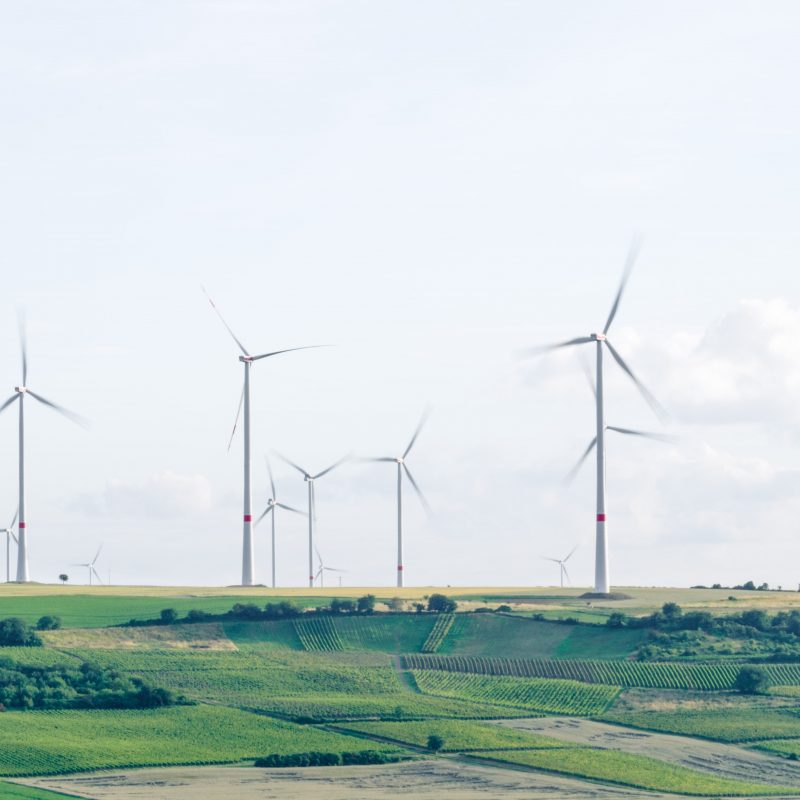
[564,437,597,485]
[202,287,250,357]
[403,408,431,459]
[276,502,306,516]
[91,566,103,585]
[541,557,561,563]
[563,544,579,562]
[227,385,244,452]
[9,509,18,530]
[265,455,276,500]
[91,544,103,566]
[402,464,432,514]
[606,425,676,443]
[356,457,396,463]
[603,340,667,420]
[312,454,351,480]
[325,567,346,573]
[562,564,571,585]
[518,337,593,358]
[250,344,330,361]
[603,235,642,334]
[18,312,28,385]
[579,353,597,398]
[10,532,17,544]
[255,505,274,526]
[0,395,20,415]
[274,452,309,478]
[26,391,88,428]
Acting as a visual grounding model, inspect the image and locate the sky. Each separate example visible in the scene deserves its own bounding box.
[1,1,800,589]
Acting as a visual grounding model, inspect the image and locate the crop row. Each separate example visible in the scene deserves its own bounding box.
[421,614,454,653]
[294,618,345,651]
[403,655,800,690]
[411,670,619,715]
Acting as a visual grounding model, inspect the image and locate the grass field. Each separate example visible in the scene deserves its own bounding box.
[0,706,404,777]
[478,748,795,795]
[412,670,619,715]
[337,719,576,751]
[0,785,76,800]
[3,586,800,797]
[603,707,800,742]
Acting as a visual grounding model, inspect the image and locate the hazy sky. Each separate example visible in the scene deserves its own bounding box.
[1,1,800,589]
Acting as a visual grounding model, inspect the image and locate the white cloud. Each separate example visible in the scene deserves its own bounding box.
[72,471,214,519]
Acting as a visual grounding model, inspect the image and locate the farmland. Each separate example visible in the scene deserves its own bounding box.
[2,584,800,798]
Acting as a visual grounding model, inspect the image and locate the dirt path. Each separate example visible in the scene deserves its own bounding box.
[493,717,800,788]
[15,760,693,800]
[391,654,419,693]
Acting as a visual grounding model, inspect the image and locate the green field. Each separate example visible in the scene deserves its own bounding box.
[0,785,76,800]
[478,748,795,795]
[0,706,403,776]
[411,670,620,715]
[603,707,800,742]
[2,585,800,797]
[338,719,576,751]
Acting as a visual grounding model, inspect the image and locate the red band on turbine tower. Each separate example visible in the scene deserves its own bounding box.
[18,522,26,529]
[243,514,252,523]
[397,565,403,571]
[596,513,606,522]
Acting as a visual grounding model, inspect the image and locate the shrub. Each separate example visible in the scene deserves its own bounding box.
[496,605,512,612]
[734,665,770,695]
[606,612,627,628]
[160,608,179,624]
[255,751,402,768]
[0,617,41,646]
[36,615,61,631]
[427,734,444,752]
[357,595,376,614]
[427,594,457,613]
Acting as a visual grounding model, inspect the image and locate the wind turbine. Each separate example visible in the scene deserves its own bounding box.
[275,453,349,587]
[313,547,346,589]
[362,411,432,588]
[0,318,86,583]
[255,457,307,589]
[204,289,324,586]
[73,545,103,586]
[542,545,578,588]
[521,239,667,595]
[2,510,17,583]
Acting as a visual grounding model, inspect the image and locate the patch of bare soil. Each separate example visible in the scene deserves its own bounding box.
[494,717,800,788]
[41,623,237,650]
[611,687,795,713]
[17,760,688,800]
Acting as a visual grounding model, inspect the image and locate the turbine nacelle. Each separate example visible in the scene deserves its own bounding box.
[590,333,606,341]
[14,386,26,393]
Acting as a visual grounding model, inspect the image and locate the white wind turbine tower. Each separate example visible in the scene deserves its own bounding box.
[204,289,324,587]
[313,547,346,589]
[276,453,349,588]
[255,458,307,589]
[0,318,86,583]
[2,510,18,583]
[362,411,431,588]
[73,545,103,586]
[542,545,578,588]
[522,240,667,595]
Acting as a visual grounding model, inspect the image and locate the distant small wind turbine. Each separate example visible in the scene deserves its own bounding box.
[0,315,87,583]
[543,545,578,588]
[255,457,307,589]
[313,547,346,589]
[2,510,18,583]
[520,239,668,595]
[276,453,349,587]
[73,545,103,586]
[204,288,325,587]
[361,410,432,588]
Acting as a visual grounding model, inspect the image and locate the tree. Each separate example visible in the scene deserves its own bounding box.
[159,608,179,624]
[36,616,61,631]
[426,734,444,752]
[427,594,457,613]
[606,612,627,628]
[58,574,68,585]
[386,597,406,611]
[357,594,376,614]
[662,602,682,620]
[734,666,770,695]
[0,617,41,646]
